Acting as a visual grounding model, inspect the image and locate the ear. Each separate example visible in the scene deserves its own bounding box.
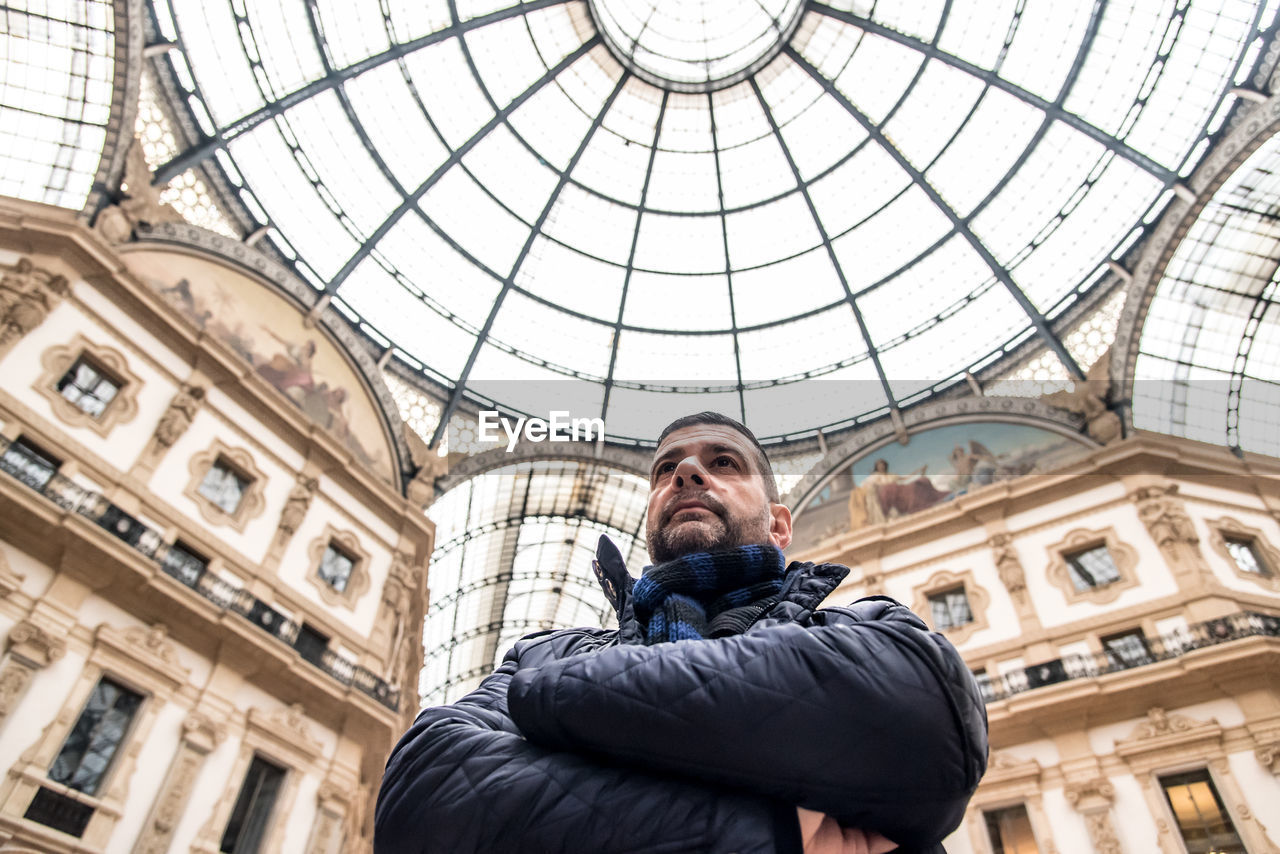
[767,502,792,550]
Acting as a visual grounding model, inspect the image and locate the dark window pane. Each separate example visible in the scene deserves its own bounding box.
[928,586,972,630]
[985,804,1040,854]
[48,678,143,796]
[1160,770,1246,854]
[24,786,95,837]
[198,460,249,515]
[294,623,329,667]
[1225,537,1271,577]
[161,541,208,587]
[1065,545,1120,590]
[317,545,354,593]
[1,438,61,490]
[56,358,119,418]
[220,755,286,854]
[1102,629,1151,669]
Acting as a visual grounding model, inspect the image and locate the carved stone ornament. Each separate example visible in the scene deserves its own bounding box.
[1256,739,1280,775]
[154,383,205,448]
[6,618,68,667]
[1064,777,1116,808]
[1039,347,1123,445]
[1136,706,1195,739]
[1083,811,1123,854]
[93,138,183,244]
[278,474,319,537]
[990,532,1027,598]
[1132,484,1199,549]
[94,622,190,691]
[181,709,226,752]
[0,257,70,353]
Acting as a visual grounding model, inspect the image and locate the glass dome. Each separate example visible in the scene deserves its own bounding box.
[145,0,1269,444]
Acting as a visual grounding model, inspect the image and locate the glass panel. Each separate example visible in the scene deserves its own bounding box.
[984,804,1040,854]
[57,358,119,418]
[198,460,249,515]
[1,439,61,491]
[1102,629,1150,668]
[220,755,287,854]
[318,545,355,593]
[48,677,143,796]
[928,587,973,631]
[1065,545,1120,590]
[1225,537,1271,577]
[1159,770,1247,854]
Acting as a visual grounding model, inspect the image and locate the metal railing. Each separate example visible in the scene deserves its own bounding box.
[977,611,1280,703]
[0,435,400,710]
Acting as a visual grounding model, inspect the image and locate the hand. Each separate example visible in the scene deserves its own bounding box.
[797,807,897,854]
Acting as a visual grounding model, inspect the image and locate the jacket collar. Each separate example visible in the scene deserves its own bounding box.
[593,535,848,636]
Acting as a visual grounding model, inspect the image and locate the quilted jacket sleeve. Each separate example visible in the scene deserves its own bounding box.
[507,598,988,852]
[375,633,805,854]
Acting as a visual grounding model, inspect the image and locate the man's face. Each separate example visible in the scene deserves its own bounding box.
[645,424,792,564]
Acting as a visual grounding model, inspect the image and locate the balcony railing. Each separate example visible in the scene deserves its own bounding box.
[977,611,1280,703]
[0,435,400,710]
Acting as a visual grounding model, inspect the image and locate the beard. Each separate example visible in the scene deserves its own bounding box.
[646,491,773,564]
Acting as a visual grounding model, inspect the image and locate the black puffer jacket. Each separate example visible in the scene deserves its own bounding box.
[376,537,988,854]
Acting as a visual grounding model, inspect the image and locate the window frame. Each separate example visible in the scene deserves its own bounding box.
[183,439,267,533]
[1157,767,1248,854]
[1046,527,1138,605]
[912,568,990,646]
[1206,517,1280,593]
[35,334,141,437]
[305,524,371,609]
[219,753,288,854]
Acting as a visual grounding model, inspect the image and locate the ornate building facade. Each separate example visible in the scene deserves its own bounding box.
[0,202,432,852]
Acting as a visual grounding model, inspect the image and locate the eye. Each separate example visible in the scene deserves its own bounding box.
[653,461,676,479]
[713,455,737,469]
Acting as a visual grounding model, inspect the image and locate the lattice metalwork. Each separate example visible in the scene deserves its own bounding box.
[142,0,1272,444]
[1,0,115,207]
[1134,131,1280,457]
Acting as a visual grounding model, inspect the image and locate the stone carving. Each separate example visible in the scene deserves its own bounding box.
[278,475,318,538]
[1064,777,1116,806]
[7,618,68,667]
[0,258,70,353]
[403,424,452,508]
[125,624,181,668]
[1256,739,1280,774]
[1135,706,1195,739]
[0,659,36,723]
[378,553,416,672]
[1041,347,1123,444]
[0,548,24,599]
[93,139,182,244]
[1083,811,1123,854]
[155,383,205,448]
[990,533,1027,600]
[1133,485,1199,549]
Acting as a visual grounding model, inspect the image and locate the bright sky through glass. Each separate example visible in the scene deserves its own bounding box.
[3,0,1271,442]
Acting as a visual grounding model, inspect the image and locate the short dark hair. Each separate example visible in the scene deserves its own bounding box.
[656,412,780,503]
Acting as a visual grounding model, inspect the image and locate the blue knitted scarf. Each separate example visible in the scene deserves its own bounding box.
[632,544,787,645]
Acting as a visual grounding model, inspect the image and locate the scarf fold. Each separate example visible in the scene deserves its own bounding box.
[631,544,787,645]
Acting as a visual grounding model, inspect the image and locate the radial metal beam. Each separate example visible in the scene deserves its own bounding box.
[707,95,748,422]
[601,90,669,423]
[786,46,1086,380]
[809,2,1176,185]
[323,37,598,297]
[749,77,898,414]
[153,0,574,185]
[429,73,629,448]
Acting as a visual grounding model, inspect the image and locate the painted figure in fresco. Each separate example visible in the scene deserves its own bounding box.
[847,458,947,528]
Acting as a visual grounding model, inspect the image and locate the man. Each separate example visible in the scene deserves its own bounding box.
[376,412,988,853]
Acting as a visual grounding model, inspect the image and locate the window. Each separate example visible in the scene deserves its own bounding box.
[198,458,251,515]
[47,677,143,795]
[219,755,286,854]
[1,436,61,491]
[972,669,997,703]
[1223,536,1273,577]
[1101,629,1151,669]
[294,622,329,667]
[55,356,119,419]
[161,540,208,587]
[1159,770,1246,854]
[1064,544,1121,590]
[984,804,1040,854]
[928,586,973,631]
[317,543,355,593]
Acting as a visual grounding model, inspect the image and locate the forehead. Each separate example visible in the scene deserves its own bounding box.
[653,424,754,463]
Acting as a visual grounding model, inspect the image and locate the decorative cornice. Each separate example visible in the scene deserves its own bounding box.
[435,441,651,493]
[5,619,67,668]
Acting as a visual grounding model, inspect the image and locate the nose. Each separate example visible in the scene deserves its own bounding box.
[672,455,706,490]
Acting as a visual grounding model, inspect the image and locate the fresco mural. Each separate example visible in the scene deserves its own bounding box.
[790,420,1091,552]
[122,249,394,482]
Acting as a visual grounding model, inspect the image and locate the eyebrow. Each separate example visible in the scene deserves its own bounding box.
[650,443,747,476]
